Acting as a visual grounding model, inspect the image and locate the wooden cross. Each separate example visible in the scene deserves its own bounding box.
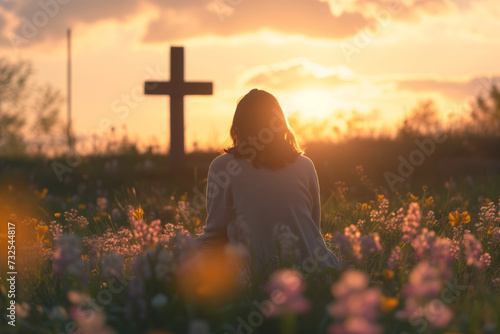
[144,46,213,173]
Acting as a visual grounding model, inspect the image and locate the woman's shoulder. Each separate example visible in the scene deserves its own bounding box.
[294,154,316,168]
[209,153,242,171]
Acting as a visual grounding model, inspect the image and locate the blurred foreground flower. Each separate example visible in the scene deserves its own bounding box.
[328,270,381,334]
[71,304,116,334]
[397,262,453,328]
[100,253,124,280]
[53,234,83,277]
[380,296,398,312]
[177,245,242,306]
[263,269,310,317]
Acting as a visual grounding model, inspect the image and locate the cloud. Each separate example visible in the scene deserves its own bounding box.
[240,58,356,91]
[396,76,500,100]
[0,0,483,49]
[321,0,454,18]
[240,57,500,101]
[141,0,368,42]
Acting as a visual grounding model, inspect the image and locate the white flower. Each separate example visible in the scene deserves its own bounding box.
[189,319,210,334]
[151,293,168,308]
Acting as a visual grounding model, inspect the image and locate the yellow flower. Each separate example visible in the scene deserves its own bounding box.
[380,296,399,312]
[101,211,108,217]
[449,210,470,227]
[35,225,49,242]
[94,216,101,222]
[382,269,394,280]
[24,217,38,227]
[485,198,492,204]
[324,233,333,241]
[409,193,419,202]
[377,194,385,203]
[361,203,371,212]
[180,195,187,201]
[35,188,48,199]
[54,213,61,218]
[133,207,144,220]
[78,204,86,210]
[81,255,88,261]
[425,196,434,206]
[488,225,494,236]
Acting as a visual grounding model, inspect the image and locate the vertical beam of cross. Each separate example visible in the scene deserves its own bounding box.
[144,46,213,173]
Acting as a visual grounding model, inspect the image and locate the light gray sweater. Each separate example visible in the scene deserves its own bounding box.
[198,153,340,274]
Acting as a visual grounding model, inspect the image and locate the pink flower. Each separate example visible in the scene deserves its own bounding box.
[132,218,162,247]
[480,253,491,267]
[411,228,436,260]
[463,232,483,268]
[430,238,454,279]
[397,262,453,328]
[263,269,310,316]
[329,270,381,334]
[333,225,362,261]
[403,262,441,298]
[385,207,405,231]
[329,317,382,334]
[424,300,454,328]
[401,202,422,242]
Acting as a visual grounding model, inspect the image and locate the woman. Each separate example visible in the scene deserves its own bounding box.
[198,89,340,276]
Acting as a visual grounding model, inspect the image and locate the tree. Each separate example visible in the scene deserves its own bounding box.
[0,58,63,156]
[398,100,441,138]
[471,84,500,134]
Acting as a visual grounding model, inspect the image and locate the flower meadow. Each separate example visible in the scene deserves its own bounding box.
[1,175,500,334]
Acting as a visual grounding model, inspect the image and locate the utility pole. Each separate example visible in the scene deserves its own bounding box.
[67,28,74,151]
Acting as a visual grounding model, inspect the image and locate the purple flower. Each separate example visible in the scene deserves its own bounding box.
[361,233,382,255]
[387,246,401,270]
[100,253,124,279]
[53,234,83,277]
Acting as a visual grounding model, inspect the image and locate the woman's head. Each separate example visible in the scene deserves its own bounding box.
[224,89,303,169]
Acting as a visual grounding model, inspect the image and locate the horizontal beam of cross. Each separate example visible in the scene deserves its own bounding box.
[144,81,213,95]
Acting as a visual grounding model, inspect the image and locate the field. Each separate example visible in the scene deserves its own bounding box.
[1,139,500,334]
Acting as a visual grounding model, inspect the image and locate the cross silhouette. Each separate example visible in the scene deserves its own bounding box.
[144,46,213,173]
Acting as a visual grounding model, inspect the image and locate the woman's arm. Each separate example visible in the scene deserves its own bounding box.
[197,157,234,252]
[308,158,321,231]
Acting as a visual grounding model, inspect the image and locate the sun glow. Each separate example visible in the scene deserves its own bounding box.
[285,89,350,120]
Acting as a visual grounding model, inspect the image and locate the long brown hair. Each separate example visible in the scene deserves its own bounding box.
[224,89,303,169]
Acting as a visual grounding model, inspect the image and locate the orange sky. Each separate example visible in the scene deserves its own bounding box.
[1,0,500,152]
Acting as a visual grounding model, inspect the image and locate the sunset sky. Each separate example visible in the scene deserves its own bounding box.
[1,0,500,152]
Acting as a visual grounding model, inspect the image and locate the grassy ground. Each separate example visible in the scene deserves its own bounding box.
[1,137,500,333]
